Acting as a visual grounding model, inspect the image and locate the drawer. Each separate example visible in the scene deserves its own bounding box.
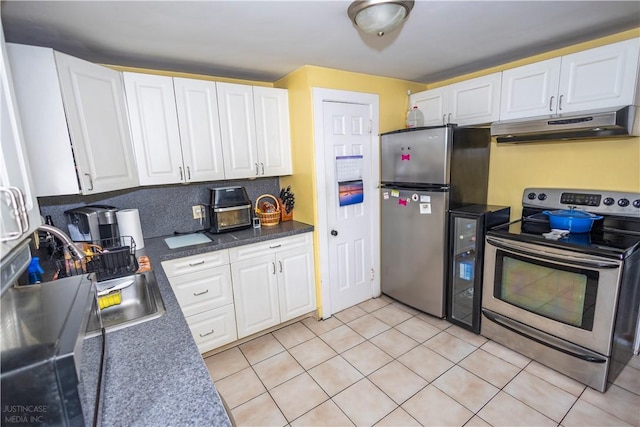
[169,265,233,316]
[229,233,312,263]
[161,249,229,277]
[186,304,237,354]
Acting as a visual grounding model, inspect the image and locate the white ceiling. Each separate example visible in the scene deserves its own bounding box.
[1,1,639,84]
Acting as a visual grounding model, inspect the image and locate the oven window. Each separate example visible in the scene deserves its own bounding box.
[216,209,251,229]
[494,251,598,330]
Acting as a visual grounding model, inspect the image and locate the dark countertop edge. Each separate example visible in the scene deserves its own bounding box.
[99,221,314,425]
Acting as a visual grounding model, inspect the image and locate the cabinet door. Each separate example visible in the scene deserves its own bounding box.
[174,78,226,182]
[499,58,562,120]
[186,305,237,354]
[410,87,448,126]
[1,32,40,252]
[123,72,184,186]
[169,265,233,317]
[54,52,138,194]
[277,246,316,322]
[231,254,280,338]
[6,44,79,196]
[558,38,640,113]
[217,82,259,179]
[253,87,292,177]
[449,73,502,126]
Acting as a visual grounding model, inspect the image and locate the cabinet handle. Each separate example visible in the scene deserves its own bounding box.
[255,163,259,176]
[188,260,206,266]
[260,163,265,175]
[9,187,28,233]
[558,95,564,111]
[84,174,94,191]
[272,262,276,274]
[0,188,23,242]
[199,329,215,337]
[549,96,555,112]
[179,166,184,181]
[447,113,452,124]
[193,289,210,296]
[269,244,282,249]
[442,114,446,125]
[279,260,283,273]
[187,166,191,180]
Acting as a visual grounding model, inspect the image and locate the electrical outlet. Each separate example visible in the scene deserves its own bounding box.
[192,205,204,220]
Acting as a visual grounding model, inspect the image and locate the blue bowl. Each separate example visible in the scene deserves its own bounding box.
[543,209,603,233]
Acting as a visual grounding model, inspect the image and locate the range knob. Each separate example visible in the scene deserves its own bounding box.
[603,197,615,206]
[527,192,536,200]
[633,199,640,208]
[618,198,630,207]
[537,193,547,201]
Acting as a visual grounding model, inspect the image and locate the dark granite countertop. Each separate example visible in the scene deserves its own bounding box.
[99,221,314,426]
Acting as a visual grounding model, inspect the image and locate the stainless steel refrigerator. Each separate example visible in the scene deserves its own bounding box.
[380,125,490,317]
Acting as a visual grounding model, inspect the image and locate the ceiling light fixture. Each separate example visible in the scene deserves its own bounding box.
[347,0,415,37]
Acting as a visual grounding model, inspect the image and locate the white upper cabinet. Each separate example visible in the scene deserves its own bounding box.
[217,82,292,179]
[217,82,259,179]
[500,38,640,120]
[173,78,225,182]
[7,44,138,196]
[410,73,502,127]
[499,58,561,120]
[123,72,225,185]
[1,32,40,253]
[254,86,292,177]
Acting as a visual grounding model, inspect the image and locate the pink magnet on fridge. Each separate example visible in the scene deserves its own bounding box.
[401,154,410,161]
[398,199,407,206]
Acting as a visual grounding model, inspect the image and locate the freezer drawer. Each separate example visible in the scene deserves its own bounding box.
[380,187,448,317]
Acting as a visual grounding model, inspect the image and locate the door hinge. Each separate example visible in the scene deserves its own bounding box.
[370,267,375,281]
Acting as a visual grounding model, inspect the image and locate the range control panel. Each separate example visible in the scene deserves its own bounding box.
[523,188,640,217]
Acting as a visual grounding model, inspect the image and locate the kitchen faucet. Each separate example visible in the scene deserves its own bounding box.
[37,224,86,262]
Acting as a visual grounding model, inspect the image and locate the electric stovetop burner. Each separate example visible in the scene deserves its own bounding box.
[488,188,640,259]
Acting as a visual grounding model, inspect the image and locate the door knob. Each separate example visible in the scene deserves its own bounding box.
[331,230,338,236]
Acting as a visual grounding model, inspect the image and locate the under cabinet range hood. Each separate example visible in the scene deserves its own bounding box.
[491,106,639,143]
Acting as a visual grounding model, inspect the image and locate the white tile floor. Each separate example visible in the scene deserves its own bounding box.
[205,296,640,427]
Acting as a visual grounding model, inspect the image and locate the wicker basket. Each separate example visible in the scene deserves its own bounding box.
[255,194,281,226]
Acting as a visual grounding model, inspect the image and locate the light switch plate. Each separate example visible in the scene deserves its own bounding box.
[192,205,204,219]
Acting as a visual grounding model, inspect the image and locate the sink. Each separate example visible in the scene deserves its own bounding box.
[88,271,165,335]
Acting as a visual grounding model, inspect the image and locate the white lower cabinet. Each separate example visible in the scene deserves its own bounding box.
[229,233,316,339]
[163,232,316,350]
[162,251,237,354]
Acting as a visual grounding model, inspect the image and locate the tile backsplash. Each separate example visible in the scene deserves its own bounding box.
[38,178,281,239]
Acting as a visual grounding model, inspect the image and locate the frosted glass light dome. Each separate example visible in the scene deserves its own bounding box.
[348,1,415,37]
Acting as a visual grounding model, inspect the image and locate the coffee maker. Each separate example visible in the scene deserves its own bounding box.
[64,205,119,244]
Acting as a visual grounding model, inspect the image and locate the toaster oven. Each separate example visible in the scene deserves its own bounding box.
[208,186,252,234]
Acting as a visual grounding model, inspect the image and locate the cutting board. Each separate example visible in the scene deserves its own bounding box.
[164,233,212,249]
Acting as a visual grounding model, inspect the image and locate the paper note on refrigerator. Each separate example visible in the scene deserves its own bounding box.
[420,203,432,214]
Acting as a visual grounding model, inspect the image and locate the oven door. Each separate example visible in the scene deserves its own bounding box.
[482,236,622,356]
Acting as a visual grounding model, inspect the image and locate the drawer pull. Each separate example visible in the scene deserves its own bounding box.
[188,260,206,266]
[199,329,215,337]
[269,244,282,249]
[193,289,209,296]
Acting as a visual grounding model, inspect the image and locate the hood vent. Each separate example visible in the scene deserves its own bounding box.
[491,106,639,143]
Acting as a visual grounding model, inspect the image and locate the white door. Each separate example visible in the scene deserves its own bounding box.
[231,254,280,338]
[174,77,226,182]
[54,52,138,194]
[410,87,448,126]
[217,82,259,179]
[499,58,562,120]
[323,101,375,314]
[123,72,184,185]
[449,72,502,126]
[558,37,640,113]
[277,245,316,322]
[253,86,292,177]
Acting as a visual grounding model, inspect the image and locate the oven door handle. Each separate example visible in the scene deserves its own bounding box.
[486,237,620,269]
[482,309,607,364]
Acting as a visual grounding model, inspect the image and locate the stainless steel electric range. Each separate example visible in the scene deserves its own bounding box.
[481,188,640,392]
